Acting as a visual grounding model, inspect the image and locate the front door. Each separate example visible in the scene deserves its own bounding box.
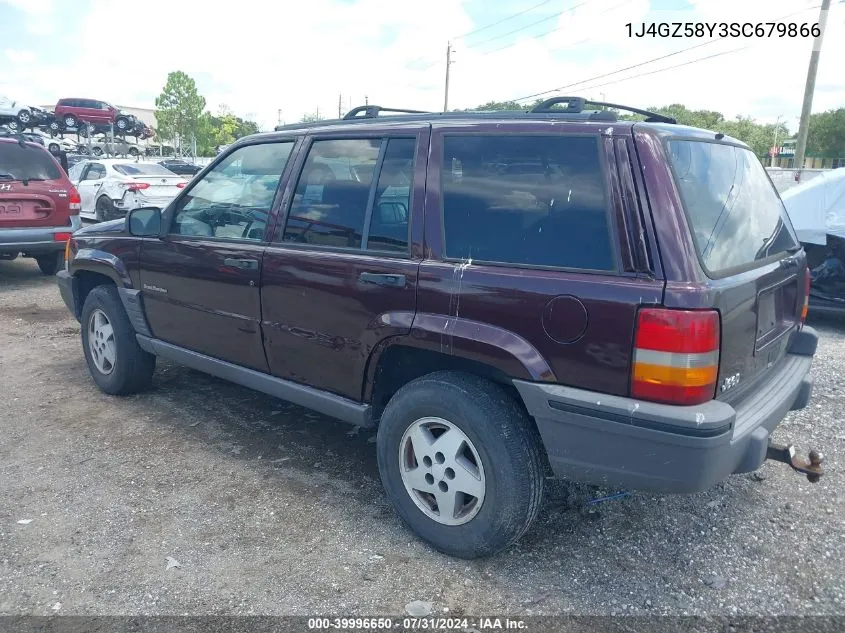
[74,162,106,217]
[261,129,428,400]
[139,140,298,371]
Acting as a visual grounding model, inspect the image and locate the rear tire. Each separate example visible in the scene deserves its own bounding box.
[376,371,545,559]
[48,142,60,155]
[63,114,78,129]
[80,284,155,395]
[35,252,62,275]
[95,196,115,222]
[17,109,31,125]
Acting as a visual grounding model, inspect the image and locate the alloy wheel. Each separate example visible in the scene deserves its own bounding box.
[398,416,486,526]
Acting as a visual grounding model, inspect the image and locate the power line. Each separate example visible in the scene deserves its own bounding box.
[452,0,557,42]
[466,0,592,50]
[513,37,720,102]
[405,0,594,71]
[574,46,748,94]
[481,0,630,57]
[510,2,823,103]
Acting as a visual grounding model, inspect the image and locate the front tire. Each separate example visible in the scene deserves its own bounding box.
[17,109,31,125]
[80,285,155,395]
[35,253,62,275]
[63,114,78,129]
[376,371,545,559]
[48,142,60,155]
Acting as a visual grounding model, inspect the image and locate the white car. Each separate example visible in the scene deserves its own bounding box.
[31,131,78,156]
[0,95,39,127]
[68,159,187,222]
[81,135,142,157]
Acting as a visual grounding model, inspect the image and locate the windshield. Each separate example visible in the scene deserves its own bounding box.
[0,142,62,181]
[114,163,175,176]
[667,140,799,275]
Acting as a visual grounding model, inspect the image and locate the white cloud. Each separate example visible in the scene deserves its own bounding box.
[5,49,37,64]
[1,0,842,133]
[1,0,55,34]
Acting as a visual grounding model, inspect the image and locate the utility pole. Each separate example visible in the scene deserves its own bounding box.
[277,109,282,125]
[794,0,831,179]
[338,93,342,118]
[444,42,454,112]
[771,115,783,167]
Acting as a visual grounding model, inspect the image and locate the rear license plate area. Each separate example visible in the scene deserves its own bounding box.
[0,204,22,215]
[757,293,777,339]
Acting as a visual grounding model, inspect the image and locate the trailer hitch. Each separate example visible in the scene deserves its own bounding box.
[766,443,824,483]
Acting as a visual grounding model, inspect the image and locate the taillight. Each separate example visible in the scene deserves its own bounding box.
[69,188,81,213]
[801,267,810,326]
[177,182,187,188]
[631,308,720,406]
[53,232,72,242]
[123,182,150,192]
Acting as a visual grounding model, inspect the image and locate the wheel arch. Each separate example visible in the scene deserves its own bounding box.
[363,313,556,423]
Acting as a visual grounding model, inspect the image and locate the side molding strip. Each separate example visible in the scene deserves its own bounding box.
[118,288,152,337]
[136,335,373,427]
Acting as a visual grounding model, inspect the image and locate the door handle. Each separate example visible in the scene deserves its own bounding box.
[358,272,406,288]
[223,258,258,270]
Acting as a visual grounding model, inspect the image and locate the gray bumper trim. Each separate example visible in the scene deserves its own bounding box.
[514,347,815,493]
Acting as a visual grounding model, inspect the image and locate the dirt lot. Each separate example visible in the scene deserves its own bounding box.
[1,257,843,617]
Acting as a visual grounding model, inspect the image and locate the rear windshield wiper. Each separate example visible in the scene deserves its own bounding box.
[0,173,16,180]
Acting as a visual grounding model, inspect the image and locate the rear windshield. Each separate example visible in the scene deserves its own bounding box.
[667,140,799,274]
[114,163,175,176]
[0,142,62,181]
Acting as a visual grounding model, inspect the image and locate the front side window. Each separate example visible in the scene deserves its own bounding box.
[170,142,294,241]
[441,135,613,270]
[667,140,799,274]
[282,137,415,253]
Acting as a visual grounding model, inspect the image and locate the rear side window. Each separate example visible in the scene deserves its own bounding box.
[282,137,415,254]
[114,163,174,176]
[441,135,613,270]
[667,140,799,275]
[0,142,62,181]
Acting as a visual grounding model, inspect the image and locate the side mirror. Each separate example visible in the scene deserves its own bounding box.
[127,207,162,237]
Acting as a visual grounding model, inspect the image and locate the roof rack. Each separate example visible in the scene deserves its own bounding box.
[530,96,676,124]
[343,105,430,120]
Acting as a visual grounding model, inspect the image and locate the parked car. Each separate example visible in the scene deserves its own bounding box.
[157,158,202,176]
[0,132,81,274]
[782,167,845,313]
[0,95,42,129]
[54,98,136,134]
[31,131,78,156]
[56,99,821,559]
[68,159,186,222]
[81,135,141,157]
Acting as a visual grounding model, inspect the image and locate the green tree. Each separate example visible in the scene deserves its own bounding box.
[155,71,207,153]
[807,108,845,158]
[301,111,325,123]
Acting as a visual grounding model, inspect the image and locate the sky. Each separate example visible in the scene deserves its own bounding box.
[0,0,843,133]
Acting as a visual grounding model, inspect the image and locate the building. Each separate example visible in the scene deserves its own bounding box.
[773,138,845,169]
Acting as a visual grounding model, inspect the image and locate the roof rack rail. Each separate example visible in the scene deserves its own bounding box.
[530,96,676,124]
[343,105,430,120]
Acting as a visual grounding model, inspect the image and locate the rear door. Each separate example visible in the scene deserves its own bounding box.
[74,162,106,217]
[260,127,427,400]
[657,134,804,399]
[0,141,70,228]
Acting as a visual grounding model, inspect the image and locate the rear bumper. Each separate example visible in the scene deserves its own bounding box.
[0,217,81,255]
[514,327,818,493]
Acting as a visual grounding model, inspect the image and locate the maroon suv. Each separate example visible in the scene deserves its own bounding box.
[0,134,81,273]
[54,98,136,133]
[55,98,821,558]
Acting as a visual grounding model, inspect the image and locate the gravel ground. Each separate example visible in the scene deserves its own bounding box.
[0,257,843,617]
